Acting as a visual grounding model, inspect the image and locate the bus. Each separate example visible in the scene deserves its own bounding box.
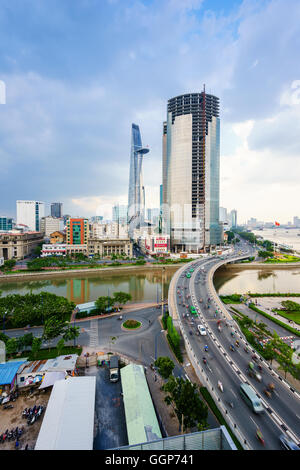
[189,306,197,316]
[239,383,264,414]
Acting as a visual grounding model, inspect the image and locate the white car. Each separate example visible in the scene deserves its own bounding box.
[198,325,207,336]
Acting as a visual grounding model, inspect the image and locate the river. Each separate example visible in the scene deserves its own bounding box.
[0,267,178,305]
[252,228,300,252]
[1,264,300,302]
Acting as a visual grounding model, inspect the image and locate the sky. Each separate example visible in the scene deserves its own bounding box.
[0,0,300,224]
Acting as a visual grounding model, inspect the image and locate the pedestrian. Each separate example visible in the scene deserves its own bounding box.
[154,374,157,382]
[15,440,19,450]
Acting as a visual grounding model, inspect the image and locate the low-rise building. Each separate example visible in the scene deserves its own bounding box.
[140,234,170,256]
[65,244,88,256]
[88,238,133,257]
[50,231,66,244]
[41,244,67,257]
[0,232,44,260]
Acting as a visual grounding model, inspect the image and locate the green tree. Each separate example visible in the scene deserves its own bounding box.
[1,259,16,271]
[56,338,65,356]
[6,337,18,356]
[43,317,68,350]
[95,296,115,313]
[162,376,208,432]
[31,337,42,359]
[113,292,132,308]
[154,356,175,379]
[63,325,80,344]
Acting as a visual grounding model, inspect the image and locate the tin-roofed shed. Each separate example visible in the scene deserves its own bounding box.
[120,363,162,446]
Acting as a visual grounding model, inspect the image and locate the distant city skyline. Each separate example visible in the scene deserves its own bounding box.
[0,0,300,222]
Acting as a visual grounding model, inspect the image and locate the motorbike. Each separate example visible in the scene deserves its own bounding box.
[244,346,249,353]
[217,325,221,332]
[218,381,223,392]
[235,340,240,348]
[256,428,265,445]
[3,404,13,410]
[230,344,235,352]
[204,345,208,352]
[202,357,207,365]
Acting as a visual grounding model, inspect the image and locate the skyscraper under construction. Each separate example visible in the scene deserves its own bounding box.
[162,88,222,252]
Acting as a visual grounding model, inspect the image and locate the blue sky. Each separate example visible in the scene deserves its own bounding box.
[1,0,300,223]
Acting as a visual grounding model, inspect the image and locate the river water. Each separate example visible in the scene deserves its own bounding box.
[252,228,300,252]
[1,264,300,302]
[0,268,178,305]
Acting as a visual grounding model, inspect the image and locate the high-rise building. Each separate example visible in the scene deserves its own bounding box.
[230,209,237,228]
[163,89,222,252]
[66,218,89,245]
[40,216,64,237]
[127,124,149,236]
[0,216,13,231]
[112,205,128,225]
[219,207,228,224]
[16,201,45,232]
[51,202,63,218]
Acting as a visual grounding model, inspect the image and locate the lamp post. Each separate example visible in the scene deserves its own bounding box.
[161,267,166,318]
[154,329,164,361]
[2,310,7,333]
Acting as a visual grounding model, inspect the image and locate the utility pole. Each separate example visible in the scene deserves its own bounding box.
[161,267,165,318]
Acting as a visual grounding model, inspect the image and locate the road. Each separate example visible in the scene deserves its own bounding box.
[172,241,300,450]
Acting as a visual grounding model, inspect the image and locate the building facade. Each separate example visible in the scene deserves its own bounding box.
[0,217,13,231]
[0,232,44,260]
[66,218,89,245]
[40,216,63,237]
[50,202,63,218]
[127,124,149,237]
[112,205,128,225]
[140,234,170,256]
[50,231,66,244]
[41,244,67,257]
[88,238,133,258]
[16,201,45,232]
[163,90,222,252]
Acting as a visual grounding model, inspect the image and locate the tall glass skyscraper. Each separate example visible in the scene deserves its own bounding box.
[51,202,63,218]
[127,123,149,236]
[163,88,222,252]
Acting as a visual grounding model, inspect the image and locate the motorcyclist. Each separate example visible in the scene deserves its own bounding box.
[256,428,264,444]
[204,345,208,352]
[202,357,207,364]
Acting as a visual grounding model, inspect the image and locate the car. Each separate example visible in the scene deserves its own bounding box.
[279,434,300,450]
[198,325,207,336]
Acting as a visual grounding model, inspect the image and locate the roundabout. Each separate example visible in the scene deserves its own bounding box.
[121,319,142,331]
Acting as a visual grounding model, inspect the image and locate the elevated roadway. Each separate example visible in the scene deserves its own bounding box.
[168,243,300,450]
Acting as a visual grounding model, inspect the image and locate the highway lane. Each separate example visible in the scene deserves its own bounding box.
[173,244,300,450]
[193,256,300,442]
[177,266,282,449]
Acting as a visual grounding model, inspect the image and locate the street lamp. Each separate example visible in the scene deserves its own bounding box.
[2,310,7,333]
[161,267,166,318]
[154,329,164,361]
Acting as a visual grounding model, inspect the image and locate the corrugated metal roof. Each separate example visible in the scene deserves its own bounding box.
[35,376,96,450]
[0,361,27,386]
[120,364,162,446]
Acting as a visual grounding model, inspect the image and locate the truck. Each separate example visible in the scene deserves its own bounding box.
[109,355,119,382]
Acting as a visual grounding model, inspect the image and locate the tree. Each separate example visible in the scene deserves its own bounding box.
[6,338,18,356]
[63,325,80,344]
[1,259,16,271]
[162,376,208,432]
[95,296,115,313]
[43,317,68,350]
[56,338,65,356]
[113,292,132,308]
[31,337,42,359]
[154,356,175,379]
